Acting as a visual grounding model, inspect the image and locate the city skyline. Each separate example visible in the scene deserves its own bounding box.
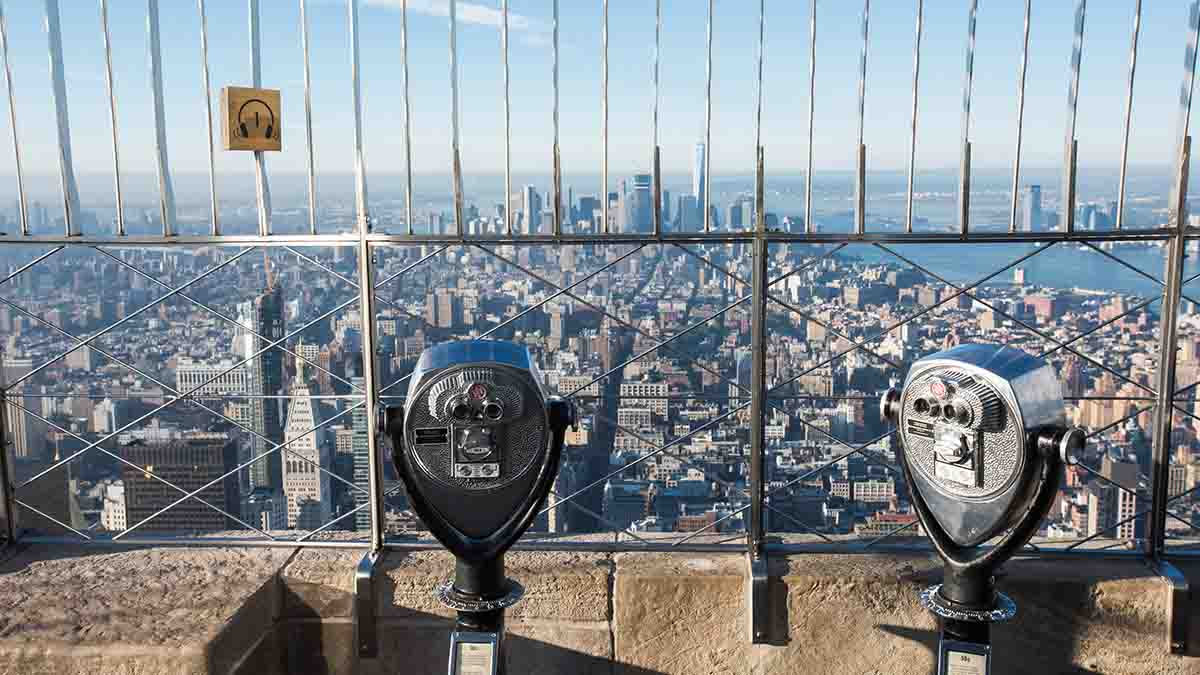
[0,0,1192,181]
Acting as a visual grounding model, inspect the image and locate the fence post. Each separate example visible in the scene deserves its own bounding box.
[0,389,16,544]
[1151,0,1200,560]
[747,146,771,644]
[1150,137,1190,559]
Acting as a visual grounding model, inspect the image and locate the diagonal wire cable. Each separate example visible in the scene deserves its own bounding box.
[116,402,362,539]
[477,242,846,405]
[373,245,452,290]
[863,518,921,548]
[4,247,256,392]
[97,246,363,394]
[0,287,367,498]
[5,397,276,538]
[766,244,1053,400]
[875,242,1156,396]
[17,293,361,490]
[1080,240,1200,308]
[1036,295,1158,360]
[675,243,903,371]
[765,503,834,543]
[673,430,896,545]
[14,497,89,540]
[538,404,749,519]
[0,246,64,289]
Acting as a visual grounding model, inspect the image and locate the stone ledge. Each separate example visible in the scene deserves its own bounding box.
[280,548,612,623]
[0,544,294,675]
[3,543,1200,674]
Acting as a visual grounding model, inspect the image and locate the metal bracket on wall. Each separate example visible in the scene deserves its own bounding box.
[1148,558,1189,654]
[747,554,770,644]
[355,550,382,658]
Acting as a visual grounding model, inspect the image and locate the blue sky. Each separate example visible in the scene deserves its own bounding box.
[0,0,1194,181]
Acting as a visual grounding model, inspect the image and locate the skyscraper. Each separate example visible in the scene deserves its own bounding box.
[630,174,653,233]
[677,194,698,230]
[692,142,706,220]
[248,271,286,493]
[121,433,240,535]
[1020,185,1042,232]
[282,365,331,530]
[351,375,371,532]
[522,185,542,235]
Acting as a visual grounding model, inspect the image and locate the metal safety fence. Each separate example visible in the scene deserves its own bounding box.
[0,0,1196,582]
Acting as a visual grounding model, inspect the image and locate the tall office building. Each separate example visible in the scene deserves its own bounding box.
[121,433,240,535]
[240,262,286,493]
[1020,185,1042,232]
[726,201,743,229]
[282,369,332,530]
[692,142,706,219]
[630,174,653,233]
[351,375,372,532]
[1086,454,1142,541]
[2,356,46,461]
[577,195,599,229]
[677,194,698,230]
[522,185,542,235]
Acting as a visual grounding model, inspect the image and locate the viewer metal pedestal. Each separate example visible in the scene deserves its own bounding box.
[438,558,524,675]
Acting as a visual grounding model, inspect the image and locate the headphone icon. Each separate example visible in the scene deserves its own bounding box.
[237,99,275,140]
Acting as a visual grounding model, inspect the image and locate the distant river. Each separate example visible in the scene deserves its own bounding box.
[845,241,1200,297]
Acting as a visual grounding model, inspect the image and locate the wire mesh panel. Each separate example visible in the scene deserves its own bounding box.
[372,242,750,549]
[762,238,1184,552]
[0,244,371,546]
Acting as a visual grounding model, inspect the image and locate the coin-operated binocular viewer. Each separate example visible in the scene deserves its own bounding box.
[387,341,574,675]
[881,344,1084,675]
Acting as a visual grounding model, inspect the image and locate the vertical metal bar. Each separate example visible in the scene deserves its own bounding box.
[356,240,386,552]
[651,0,661,238]
[0,391,15,543]
[249,0,272,237]
[1062,0,1087,233]
[805,0,816,234]
[400,0,414,235]
[43,0,80,237]
[349,0,370,234]
[1152,4,1200,556]
[99,0,125,237]
[448,0,463,237]
[502,0,512,235]
[299,0,317,235]
[552,0,562,237]
[748,218,768,559]
[602,0,610,234]
[1151,139,1190,557]
[0,354,16,543]
[1010,0,1032,233]
[0,1,25,236]
[1115,0,1142,231]
[748,141,770,642]
[754,0,765,234]
[1170,1,1200,228]
[703,0,713,234]
[958,0,978,236]
[905,0,923,234]
[197,0,219,236]
[855,0,869,235]
[147,0,177,236]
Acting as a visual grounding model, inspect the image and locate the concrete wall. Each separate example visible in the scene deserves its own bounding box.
[1,543,1199,674]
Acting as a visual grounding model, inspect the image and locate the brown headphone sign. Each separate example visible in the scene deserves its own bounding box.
[221,86,281,152]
